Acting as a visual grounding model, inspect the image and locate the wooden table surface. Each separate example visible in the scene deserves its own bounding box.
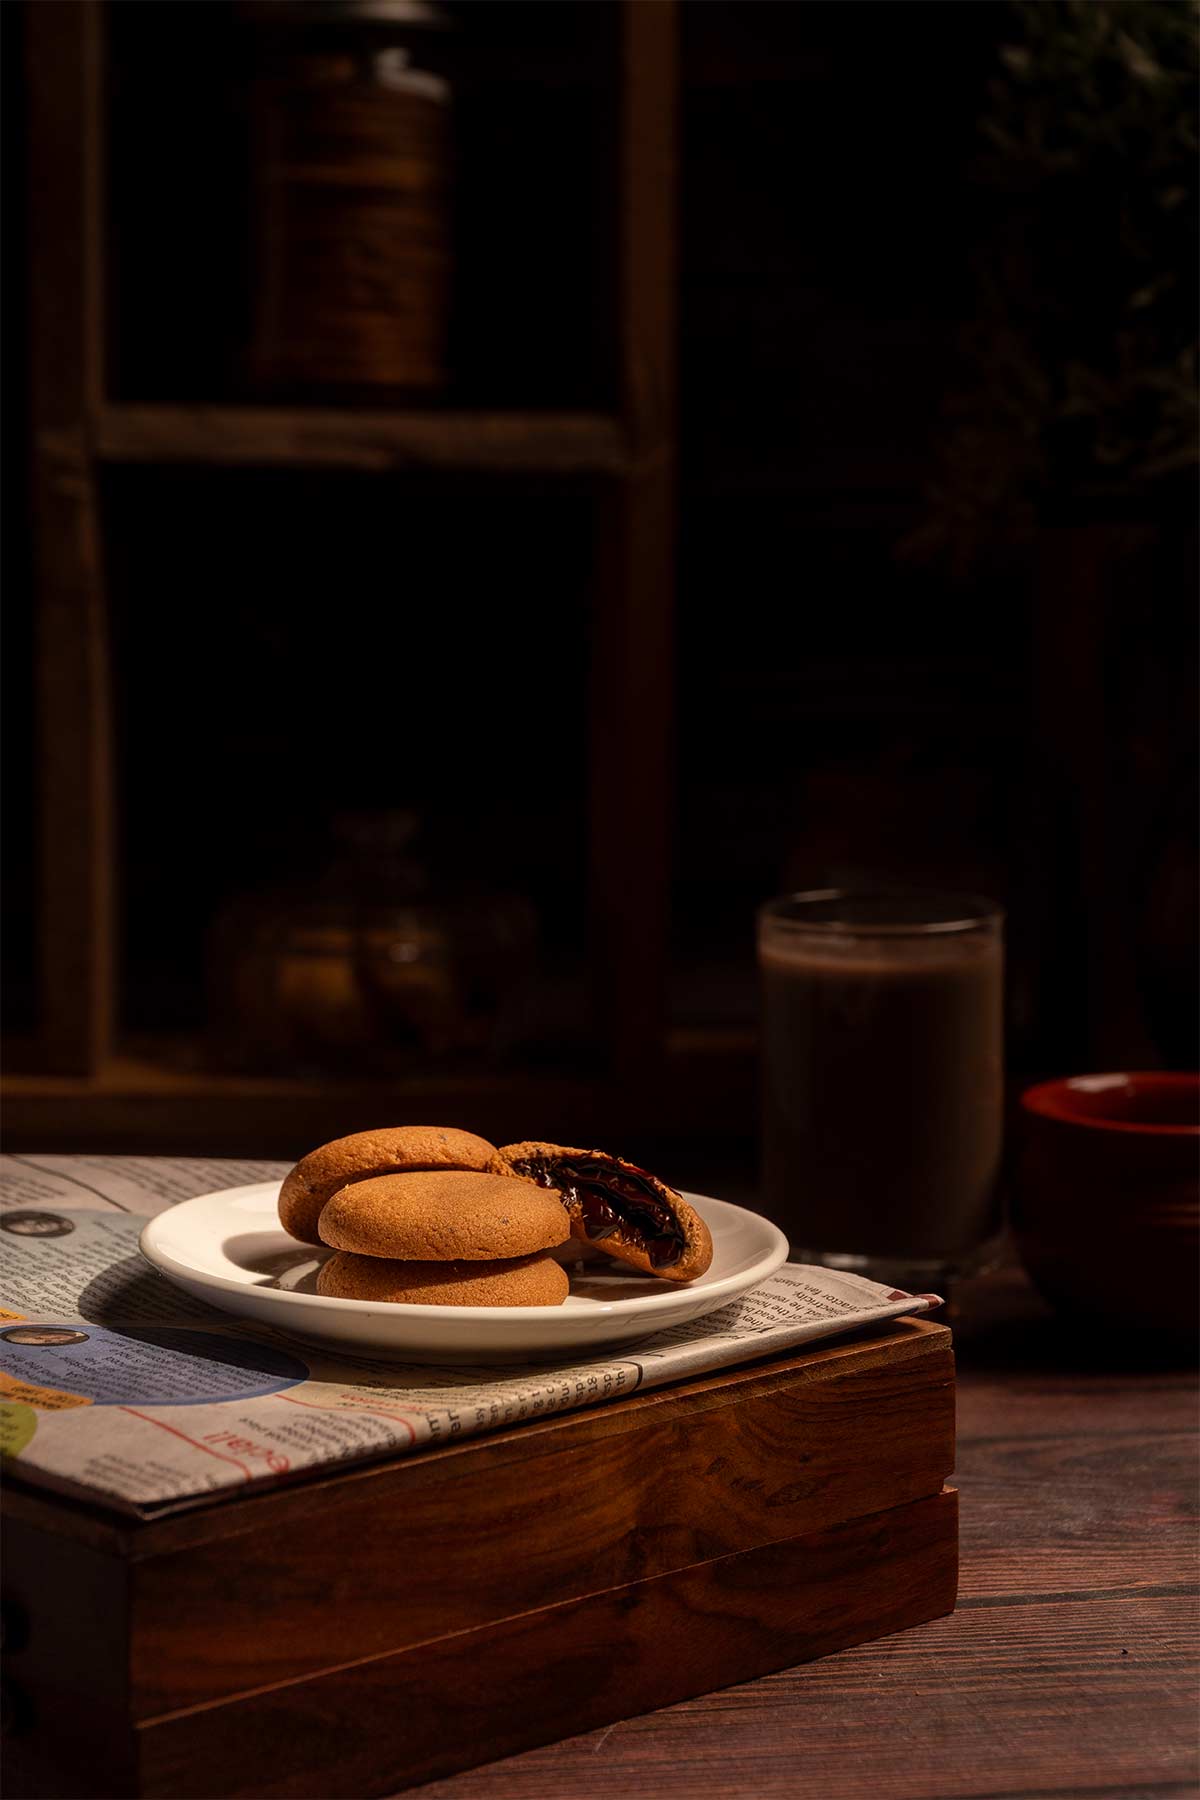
[404,1261,1199,1800]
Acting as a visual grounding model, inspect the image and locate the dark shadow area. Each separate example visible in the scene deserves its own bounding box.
[76,1256,227,1327]
[950,1259,1198,1376]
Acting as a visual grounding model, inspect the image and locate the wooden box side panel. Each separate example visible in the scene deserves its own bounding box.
[130,1336,955,1713]
[0,1516,136,1800]
[137,1488,959,1800]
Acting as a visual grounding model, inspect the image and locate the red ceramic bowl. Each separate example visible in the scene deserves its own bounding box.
[1015,1073,1199,1341]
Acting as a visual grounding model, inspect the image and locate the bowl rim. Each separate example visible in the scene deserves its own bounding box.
[1021,1071,1200,1137]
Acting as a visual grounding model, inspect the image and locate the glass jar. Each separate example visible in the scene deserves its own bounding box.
[244,0,454,397]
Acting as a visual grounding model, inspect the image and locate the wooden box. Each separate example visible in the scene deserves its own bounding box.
[1,1318,956,1799]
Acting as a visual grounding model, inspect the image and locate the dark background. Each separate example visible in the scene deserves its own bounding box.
[3,0,1196,1161]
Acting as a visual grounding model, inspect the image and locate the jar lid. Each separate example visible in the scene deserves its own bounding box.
[241,1,452,31]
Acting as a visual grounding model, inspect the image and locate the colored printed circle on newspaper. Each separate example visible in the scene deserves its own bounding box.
[0,1403,39,1456]
[0,1325,308,1406]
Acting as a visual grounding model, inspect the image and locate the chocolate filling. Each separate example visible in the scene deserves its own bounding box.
[511,1153,687,1269]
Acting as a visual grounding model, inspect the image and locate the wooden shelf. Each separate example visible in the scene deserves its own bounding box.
[2,1034,755,1156]
[17,0,682,1124]
[90,405,635,476]
[2,1057,594,1156]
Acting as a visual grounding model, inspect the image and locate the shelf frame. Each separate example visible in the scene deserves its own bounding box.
[26,0,114,1075]
[589,0,678,1081]
[18,0,682,1145]
[2,1033,753,1158]
[92,406,634,476]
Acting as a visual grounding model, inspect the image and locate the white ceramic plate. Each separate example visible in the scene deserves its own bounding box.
[139,1183,788,1363]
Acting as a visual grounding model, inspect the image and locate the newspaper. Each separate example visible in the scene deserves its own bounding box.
[0,1155,940,1518]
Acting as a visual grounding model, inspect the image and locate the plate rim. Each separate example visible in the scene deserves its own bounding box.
[139,1184,789,1325]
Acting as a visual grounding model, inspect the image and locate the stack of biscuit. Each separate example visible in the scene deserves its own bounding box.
[278,1127,573,1307]
[278,1124,715,1307]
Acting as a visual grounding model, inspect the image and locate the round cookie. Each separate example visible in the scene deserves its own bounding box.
[317,1169,570,1262]
[316,1251,569,1307]
[495,1142,714,1283]
[278,1126,498,1245]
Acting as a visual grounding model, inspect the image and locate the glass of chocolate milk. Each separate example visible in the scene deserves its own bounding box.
[759,889,1004,1288]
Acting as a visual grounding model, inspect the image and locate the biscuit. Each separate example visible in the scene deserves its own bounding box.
[316,1250,569,1307]
[494,1143,713,1282]
[316,1169,570,1261]
[278,1126,498,1245]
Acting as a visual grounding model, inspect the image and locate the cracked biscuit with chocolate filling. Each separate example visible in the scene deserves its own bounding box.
[494,1142,713,1282]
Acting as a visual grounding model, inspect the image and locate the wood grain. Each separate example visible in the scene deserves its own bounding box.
[3,1106,1193,1800]
[402,1595,1197,1800]
[7,1237,1195,1800]
[395,1261,1199,1800]
[125,1322,952,1713]
[93,406,631,476]
[135,1490,957,1800]
[0,1322,954,1798]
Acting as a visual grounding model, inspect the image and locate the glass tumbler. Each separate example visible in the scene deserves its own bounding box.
[759,888,1004,1289]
